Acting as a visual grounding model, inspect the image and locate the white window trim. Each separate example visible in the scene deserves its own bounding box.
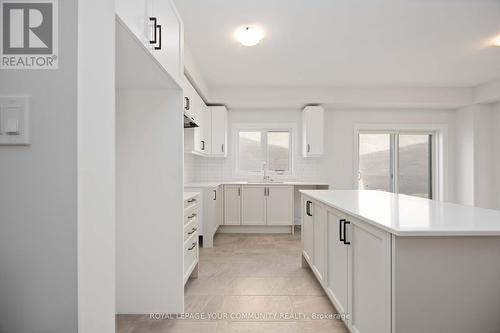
[353,123,449,201]
[232,123,297,179]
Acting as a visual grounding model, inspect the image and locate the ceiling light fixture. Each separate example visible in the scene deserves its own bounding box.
[235,25,264,46]
[493,35,500,47]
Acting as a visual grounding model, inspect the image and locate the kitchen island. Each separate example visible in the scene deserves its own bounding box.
[300,190,500,333]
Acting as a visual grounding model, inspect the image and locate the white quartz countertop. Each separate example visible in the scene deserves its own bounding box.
[300,190,500,236]
[183,191,200,201]
[185,181,330,188]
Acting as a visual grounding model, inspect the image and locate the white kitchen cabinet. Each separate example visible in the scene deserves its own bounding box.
[116,0,182,84]
[183,193,200,285]
[224,185,241,225]
[241,186,267,225]
[326,209,349,315]
[185,186,221,248]
[116,0,153,49]
[301,194,391,333]
[210,106,228,157]
[266,186,293,225]
[312,202,327,284]
[302,105,324,157]
[150,0,183,83]
[347,217,391,333]
[201,103,211,154]
[302,198,314,265]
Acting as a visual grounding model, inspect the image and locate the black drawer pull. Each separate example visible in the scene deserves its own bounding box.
[306,200,312,216]
[187,227,197,235]
[155,24,162,50]
[188,243,196,251]
[187,213,197,219]
[149,17,157,44]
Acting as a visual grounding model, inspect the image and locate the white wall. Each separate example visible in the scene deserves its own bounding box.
[455,107,475,206]
[188,108,456,201]
[116,89,184,313]
[321,109,456,202]
[186,109,325,183]
[77,0,116,332]
[0,1,79,332]
[493,103,500,210]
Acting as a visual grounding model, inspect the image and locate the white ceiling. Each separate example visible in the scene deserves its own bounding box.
[175,0,500,89]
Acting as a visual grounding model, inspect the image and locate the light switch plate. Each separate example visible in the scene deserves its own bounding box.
[0,97,29,145]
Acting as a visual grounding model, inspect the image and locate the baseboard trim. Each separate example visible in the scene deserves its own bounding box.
[218,225,293,234]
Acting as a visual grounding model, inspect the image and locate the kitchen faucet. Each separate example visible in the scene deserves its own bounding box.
[262,162,270,181]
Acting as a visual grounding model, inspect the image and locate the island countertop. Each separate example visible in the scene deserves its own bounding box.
[300,190,500,236]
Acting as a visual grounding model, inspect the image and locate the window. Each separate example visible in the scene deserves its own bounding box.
[236,128,292,175]
[358,132,434,199]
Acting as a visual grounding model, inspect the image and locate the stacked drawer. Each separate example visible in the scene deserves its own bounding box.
[183,193,200,285]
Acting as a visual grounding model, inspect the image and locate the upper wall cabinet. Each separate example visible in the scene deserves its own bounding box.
[183,76,228,157]
[302,105,324,157]
[116,0,183,84]
[210,106,228,157]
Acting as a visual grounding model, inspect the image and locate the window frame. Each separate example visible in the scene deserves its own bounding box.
[353,124,448,201]
[233,123,296,179]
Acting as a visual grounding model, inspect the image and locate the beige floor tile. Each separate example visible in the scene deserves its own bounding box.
[290,296,338,319]
[162,320,218,333]
[216,321,301,333]
[221,295,293,319]
[185,295,224,314]
[285,274,325,296]
[184,275,234,296]
[226,277,289,296]
[298,319,349,333]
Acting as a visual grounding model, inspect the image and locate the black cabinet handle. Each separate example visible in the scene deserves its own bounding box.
[188,243,196,251]
[339,219,346,242]
[307,144,311,153]
[188,227,197,235]
[306,200,312,216]
[201,141,205,150]
[155,24,162,50]
[213,190,217,201]
[238,187,241,196]
[184,97,190,111]
[343,221,351,245]
[149,17,157,45]
[222,144,224,153]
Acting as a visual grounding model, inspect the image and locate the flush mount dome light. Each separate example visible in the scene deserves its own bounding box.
[493,35,500,47]
[235,25,264,46]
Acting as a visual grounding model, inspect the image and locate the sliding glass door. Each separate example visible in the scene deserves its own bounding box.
[358,132,433,199]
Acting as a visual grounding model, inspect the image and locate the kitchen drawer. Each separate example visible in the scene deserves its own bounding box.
[184,234,199,278]
[184,196,199,210]
[184,209,198,224]
[184,218,199,242]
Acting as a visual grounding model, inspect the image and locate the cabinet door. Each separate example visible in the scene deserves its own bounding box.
[116,0,153,48]
[241,186,267,225]
[326,209,349,314]
[302,197,314,264]
[193,93,204,153]
[201,103,211,154]
[347,217,391,333]
[312,202,326,283]
[203,187,217,235]
[266,186,293,225]
[302,106,324,157]
[224,186,241,225]
[151,0,182,82]
[210,106,228,157]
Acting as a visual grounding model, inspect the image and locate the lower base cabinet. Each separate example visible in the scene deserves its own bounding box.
[302,194,391,333]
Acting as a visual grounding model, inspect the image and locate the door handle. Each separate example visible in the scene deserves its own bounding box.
[306,201,312,216]
[213,189,217,201]
[307,144,311,153]
[184,97,190,111]
[339,219,346,242]
[343,221,351,245]
[201,141,205,150]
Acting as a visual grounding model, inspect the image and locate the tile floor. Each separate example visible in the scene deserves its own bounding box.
[116,232,349,333]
